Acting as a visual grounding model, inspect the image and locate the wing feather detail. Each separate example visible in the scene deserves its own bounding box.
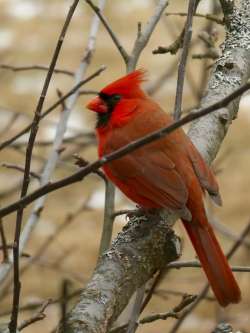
[106,149,190,218]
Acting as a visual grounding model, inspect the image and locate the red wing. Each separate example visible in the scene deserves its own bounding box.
[186,139,222,206]
[107,149,191,219]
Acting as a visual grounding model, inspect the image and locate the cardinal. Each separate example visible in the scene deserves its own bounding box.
[86,69,241,306]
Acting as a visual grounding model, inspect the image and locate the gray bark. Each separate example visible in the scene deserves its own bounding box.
[58,213,181,333]
[58,1,250,332]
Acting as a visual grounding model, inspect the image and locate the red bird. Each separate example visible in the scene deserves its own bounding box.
[86,70,241,306]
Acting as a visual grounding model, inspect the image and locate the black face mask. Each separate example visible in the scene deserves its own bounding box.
[96,92,121,128]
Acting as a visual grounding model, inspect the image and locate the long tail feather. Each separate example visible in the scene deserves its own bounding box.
[182,218,241,307]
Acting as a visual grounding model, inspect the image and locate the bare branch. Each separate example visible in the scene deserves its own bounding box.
[165,12,224,25]
[60,280,70,333]
[140,294,196,324]
[0,67,105,151]
[140,269,167,313]
[18,299,51,331]
[0,221,9,263]
[167,260,250,272]
[152,29,185,55]
[0,114,19,138]
[0,197,91,301]
[0,64,74,76]
[85,0,129,63]
[127,0,169,71]
[98,180,115,255]
[173,0,197,120]
[1,163,41,181]
[111,294,196,333]
[145,58,178,95]
[112,209,140,219]
[208,214,250,248]
[126,285,145,333]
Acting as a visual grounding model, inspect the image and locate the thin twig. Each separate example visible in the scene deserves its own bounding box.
[0,67,105,151]
[140,269,168,313]
[208,215,250,248]
[11,132,95,148]
[112,209,140,219]
[165,12,224,25]
[166,260,250,272]
[73,154,106,181]
[0,114,19,138]
[145,58,178,95]
[128,0,169,71]
[18,299,51,331]
[98,180,115,255]
[174,0,197,120]
[1,79,250,219]
[154,288,215,301]
[111,294,196,333]
[56,89,67,111]
[0,220,9,263]
[0,64,74,76]
[1,163,41,180]
[85,0,129,63]
[142,294,196,324]
[0,198,90,301]
[153,29,185,55]
[61,280,70,333]
[192,52,219,60]
[126,285,145,333]
[0,289,81,317]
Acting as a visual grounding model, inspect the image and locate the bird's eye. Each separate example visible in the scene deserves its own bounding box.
[112,94,121,101]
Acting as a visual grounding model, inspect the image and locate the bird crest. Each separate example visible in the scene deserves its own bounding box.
[101,69,147,98]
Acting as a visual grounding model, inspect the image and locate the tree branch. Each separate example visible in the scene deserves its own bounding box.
[165,12,224,25]
[127,0,169,71]
[173,0,197,120]
[0,64,74,76]
[85,0,129,63]
[57,213,182,333]
[0,67,105,151]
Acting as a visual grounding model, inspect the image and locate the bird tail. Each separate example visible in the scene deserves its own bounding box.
[182,216,241,307]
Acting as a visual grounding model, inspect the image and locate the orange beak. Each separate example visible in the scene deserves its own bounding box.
[86,96,108,113]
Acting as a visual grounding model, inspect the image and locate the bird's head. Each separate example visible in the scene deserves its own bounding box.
[86,69,147,128]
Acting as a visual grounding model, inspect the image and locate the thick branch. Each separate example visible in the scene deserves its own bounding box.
[188,0,250,163]
[57,213,181,333]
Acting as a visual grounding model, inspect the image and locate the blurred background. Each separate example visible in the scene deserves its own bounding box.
[0,0,250,332]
